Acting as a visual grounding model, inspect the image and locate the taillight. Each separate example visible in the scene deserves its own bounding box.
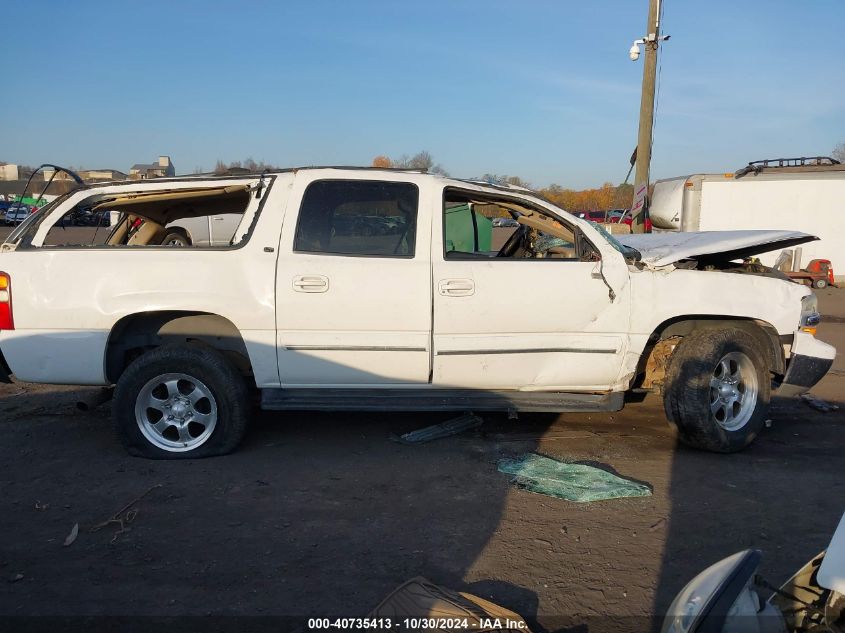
[0,272,13,330]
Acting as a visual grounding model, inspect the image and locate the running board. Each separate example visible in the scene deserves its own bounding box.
[260,388,624,413]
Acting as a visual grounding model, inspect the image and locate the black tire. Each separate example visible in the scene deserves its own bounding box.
[160,229,191,246]
[663,327,771,453]
[113,344,250,459]
[813,278,828,289]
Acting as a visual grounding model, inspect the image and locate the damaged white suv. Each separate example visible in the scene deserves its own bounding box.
[0,167,835,458]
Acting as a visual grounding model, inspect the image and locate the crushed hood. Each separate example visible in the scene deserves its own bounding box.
[615,230,819,268]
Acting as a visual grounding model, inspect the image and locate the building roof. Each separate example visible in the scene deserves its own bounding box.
[81,168,127,174]
[130,163,164,171]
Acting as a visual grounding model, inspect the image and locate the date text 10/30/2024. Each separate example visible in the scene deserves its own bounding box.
[307,618,529,630]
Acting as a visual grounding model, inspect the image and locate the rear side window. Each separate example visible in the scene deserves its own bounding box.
[293,180,418,257]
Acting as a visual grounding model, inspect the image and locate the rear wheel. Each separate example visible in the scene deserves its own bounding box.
[813,278,828,289]
[663,328,770,453]
[160,229,191,246]
[114,344,249,459]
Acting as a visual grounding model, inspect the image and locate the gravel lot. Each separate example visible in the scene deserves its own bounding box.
[0,228,842,630]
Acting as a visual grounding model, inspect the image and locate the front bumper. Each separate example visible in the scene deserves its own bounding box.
[778,330,836,397]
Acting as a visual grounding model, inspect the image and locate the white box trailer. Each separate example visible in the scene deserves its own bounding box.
[650,159,845,281]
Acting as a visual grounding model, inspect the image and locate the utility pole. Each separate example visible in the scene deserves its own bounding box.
[630,0,662,233]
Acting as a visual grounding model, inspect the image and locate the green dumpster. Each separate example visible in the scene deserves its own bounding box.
[444,204,492,254]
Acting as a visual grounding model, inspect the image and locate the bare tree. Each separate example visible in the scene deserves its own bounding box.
[406,151,433,171]
[475,174,531,188]
[381,151,448,175]
[215,158,282,174]
[407,151,448,175]
[833,142,845,163]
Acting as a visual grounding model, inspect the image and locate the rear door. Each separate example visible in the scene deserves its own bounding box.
[275,172,433,386]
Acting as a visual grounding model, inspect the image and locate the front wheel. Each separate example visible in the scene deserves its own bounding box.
[813,278,828,289]
[663,328,771,453]
[113,344,250,459]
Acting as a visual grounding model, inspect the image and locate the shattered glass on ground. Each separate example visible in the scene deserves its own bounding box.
[497,453,652,503]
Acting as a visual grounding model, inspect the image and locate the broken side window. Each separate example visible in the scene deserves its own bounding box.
[443,190,588,261]
[40,185,256,248]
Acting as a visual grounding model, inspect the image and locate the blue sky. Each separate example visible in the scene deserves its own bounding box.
[2,1,843,188]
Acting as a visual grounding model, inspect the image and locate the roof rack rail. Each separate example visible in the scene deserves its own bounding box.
[735,156,841,178]
[198,165,432,178]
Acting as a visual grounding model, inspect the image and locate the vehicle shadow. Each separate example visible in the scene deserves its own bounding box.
[0,350,560,631]
[650,384,845,631]
[4,337,841,632]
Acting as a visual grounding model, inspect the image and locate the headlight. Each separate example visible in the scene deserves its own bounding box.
[662,550,768,633]
[800,294,820,334]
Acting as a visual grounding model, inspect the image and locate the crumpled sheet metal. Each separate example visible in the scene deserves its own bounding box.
[497,453,652,503]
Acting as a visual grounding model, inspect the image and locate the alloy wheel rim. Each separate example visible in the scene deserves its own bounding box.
[135,373,217,452]
[709,351,758,431]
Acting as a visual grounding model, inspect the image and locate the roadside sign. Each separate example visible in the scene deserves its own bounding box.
[631,182,648,218]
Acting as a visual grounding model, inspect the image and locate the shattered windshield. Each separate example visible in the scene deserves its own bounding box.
[587,220,641,260]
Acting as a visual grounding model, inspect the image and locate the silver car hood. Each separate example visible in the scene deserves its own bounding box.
[615,230,819,268]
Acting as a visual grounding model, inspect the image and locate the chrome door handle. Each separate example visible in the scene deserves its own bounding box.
[438,278,475,297]
[292,275,329,293]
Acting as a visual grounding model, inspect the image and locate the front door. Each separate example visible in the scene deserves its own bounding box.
[275,174,432,386]
[432,189,630,391]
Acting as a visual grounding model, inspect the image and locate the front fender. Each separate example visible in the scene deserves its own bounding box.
[630,268,809,337]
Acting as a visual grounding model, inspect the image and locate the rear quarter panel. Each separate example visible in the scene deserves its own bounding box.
[0,175,293,386]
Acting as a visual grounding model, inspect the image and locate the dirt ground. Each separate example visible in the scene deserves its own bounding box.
[0,251,843,631]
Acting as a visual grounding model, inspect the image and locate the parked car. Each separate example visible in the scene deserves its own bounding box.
[0,167,834,459]
[381,215,407,233]
[578,209,653,231]
[617,209,653,232]
[3,202,34,225]
[493,217,519,228]
[577,210,613,223]
[66,207,98,226]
